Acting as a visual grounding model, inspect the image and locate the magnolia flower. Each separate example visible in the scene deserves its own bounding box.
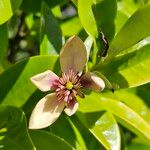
[29,36,105,129]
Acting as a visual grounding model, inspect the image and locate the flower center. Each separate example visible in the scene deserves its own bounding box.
[55,69,84,103]
[66,81,73,90]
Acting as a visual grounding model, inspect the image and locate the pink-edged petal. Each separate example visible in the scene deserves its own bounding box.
[30,70,59,92]
[64,99,78,116]
[29,93,65,129]
[80,72,105,92]
[60,35,87,73]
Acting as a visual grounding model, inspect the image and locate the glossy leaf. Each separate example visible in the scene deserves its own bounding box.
[92,0,117,42]
[0,105,35,150]
[0,24,8,62]
[0,0,22,25]
[40,2,62,55]
[77,111,120,150]
[77,93,120,150]
[29,130,74,150]
[107,4,150,60]
[100,98,150,141]
[101,90,150,123]
[78,92,150,141]
[78,0,98,37]
[0,55,59,107]
[101,44,150,89]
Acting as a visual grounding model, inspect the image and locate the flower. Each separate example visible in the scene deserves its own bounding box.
[29,36,105,129]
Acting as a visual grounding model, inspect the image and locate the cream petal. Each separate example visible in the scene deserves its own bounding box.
[29,93,65,129]
[80,72,105,92]
[64,100,78,116]
[60,35,87,73]
[30,70,59,92]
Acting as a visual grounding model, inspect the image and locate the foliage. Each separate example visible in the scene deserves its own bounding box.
[0,0,150,149]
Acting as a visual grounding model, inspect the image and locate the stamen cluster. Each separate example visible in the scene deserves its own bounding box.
[56,70,84,104]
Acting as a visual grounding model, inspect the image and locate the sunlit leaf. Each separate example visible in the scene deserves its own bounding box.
[78,92,150,141]
[0,0,22,25]
[77,111,121,150]
[0,55,59,107]
[115,11,128,34]
[61,17,82,36]
[106,4,150,60]
[101,89,150,123]
[77,93,120,150]
[101,44,150,89]
[100,98,150,141]
[78,0,98,37]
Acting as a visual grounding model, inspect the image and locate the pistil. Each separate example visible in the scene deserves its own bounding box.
[66,81,73,90]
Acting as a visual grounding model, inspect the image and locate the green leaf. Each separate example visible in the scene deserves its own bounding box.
[72,0,78,6]
[0,24,8,62]
[117,0,141,16]
[45,0,69,9]
[78,92,150,142]
[71,115,105,150]
[51,6,62,18]
[115,11,128,34]
[50,114,87,150]
[137,85,150,107]
[128,143,150,150]
[61,17,83,36]
[127,137,150,150]
[0,105,35,150]
[101,89,150,123]
[40,2,62,55]
[107,4,150,61]
[0,55,59,107]
[0,0,22,25]
[20,0,41,13]
[92,0,117,42]
[101,44,150,89]
[68,119,87,150]
[78,0,98,37]
[29,130,74,150]
[77,93,120,150]
[78,92,105,113]
[77,111,121,150]
[100,98,150,141]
